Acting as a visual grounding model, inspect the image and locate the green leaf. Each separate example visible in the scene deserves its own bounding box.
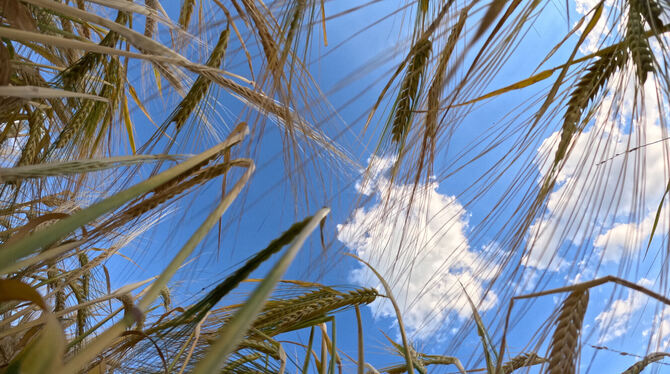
[647,179,670,253]
[460,282,498,373]
[191,208,330,374]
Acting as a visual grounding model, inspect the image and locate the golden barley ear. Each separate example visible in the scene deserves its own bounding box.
[144,0,158,37]
[547,288,589,374]
[251,288,379,336]
[501,352,546,374]
[620,352,670,374]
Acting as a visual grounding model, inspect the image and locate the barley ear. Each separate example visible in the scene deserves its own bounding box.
[391,38,432,150]
[501,352,546,374]
[547,289,589,374]
[178,0,196,29]
[626,2,654,84]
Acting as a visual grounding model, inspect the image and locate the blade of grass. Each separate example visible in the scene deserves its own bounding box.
[460,282,497,373]
[191,208,330,374]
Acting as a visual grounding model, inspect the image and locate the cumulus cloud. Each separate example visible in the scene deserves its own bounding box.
[643,306,670,350]
[595,278,653,343]
[524,67,669,270]
[337,158,500,339]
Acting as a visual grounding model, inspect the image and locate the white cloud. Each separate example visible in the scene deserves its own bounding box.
[595,278,653,343]
[0,121,28,166]
[524,66,669,270]
[644,306,670,350]
[575,0,620,54]
[337,158,500,339]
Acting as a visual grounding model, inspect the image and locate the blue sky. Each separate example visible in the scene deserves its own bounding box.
[88,1,670,372]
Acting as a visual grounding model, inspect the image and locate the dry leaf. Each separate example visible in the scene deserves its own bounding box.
[0,0,37,31]
[0,42,10,85]
[0,278,48,310]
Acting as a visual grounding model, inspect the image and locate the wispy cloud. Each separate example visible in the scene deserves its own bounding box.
[595,278,653,343]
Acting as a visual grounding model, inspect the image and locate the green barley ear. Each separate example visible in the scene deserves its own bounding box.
[552,47,627,173]
[391,38,432,150]
[620,352,670,374]
[155,215,314,331]
[59,11,127,90]
[547,289,589,374]
[17,109,45,167]
[631,0,663,29]
[626,1,654,84]
[170,28,230,131]
[67,280,87,345]
[53,100,94,150]
[46,265,65,314]
[236,339,281,360]
[78,252,89,300]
